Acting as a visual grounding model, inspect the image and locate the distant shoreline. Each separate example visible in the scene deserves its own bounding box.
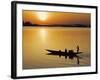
[23,22,90,28]
[23,25,90,28]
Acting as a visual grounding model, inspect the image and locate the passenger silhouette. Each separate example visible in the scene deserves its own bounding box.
[65,48,67,53]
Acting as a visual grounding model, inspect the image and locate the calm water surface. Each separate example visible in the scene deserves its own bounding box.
[23,26,90,69]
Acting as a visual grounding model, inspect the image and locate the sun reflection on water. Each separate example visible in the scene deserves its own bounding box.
[40,28,46,42]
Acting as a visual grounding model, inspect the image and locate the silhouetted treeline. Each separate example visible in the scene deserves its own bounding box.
[23,21,39,26]
[23,21,90,28]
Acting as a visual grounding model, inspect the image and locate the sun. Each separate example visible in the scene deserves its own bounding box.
[37,12,48,21]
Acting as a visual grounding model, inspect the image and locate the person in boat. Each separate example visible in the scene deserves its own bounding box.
[77,45,79,53]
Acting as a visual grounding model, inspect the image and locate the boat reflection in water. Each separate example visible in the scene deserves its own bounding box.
[46,45,82,65]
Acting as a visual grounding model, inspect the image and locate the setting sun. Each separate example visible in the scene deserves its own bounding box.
[37,12,48,21]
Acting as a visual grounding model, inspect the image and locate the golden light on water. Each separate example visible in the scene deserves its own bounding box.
[40,28,46,41]
[23,27,91,69]
[37,12,48,21]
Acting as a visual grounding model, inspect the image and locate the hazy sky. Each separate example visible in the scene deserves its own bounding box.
[23,10,90,25]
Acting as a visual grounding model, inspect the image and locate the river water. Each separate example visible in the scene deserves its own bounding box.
[22,27,90,69]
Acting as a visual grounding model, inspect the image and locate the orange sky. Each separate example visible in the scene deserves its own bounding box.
[23,10,90,25]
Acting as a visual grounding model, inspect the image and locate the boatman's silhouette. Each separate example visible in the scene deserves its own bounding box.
[77,45,79,53]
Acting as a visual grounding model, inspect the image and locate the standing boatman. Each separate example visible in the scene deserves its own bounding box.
[77,45,79,53]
